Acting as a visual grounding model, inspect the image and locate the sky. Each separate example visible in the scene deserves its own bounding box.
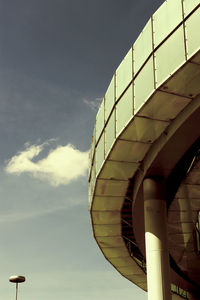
[0,0,164,299]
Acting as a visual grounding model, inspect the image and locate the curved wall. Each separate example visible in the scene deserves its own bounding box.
[89,0,200,297]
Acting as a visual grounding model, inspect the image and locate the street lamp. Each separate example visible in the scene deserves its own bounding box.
[9,275,25,300]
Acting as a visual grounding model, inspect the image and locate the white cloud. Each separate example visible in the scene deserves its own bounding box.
[83,97,103,111]
[5,141,89,186]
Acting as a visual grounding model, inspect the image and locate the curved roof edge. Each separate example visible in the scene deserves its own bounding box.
[89,0,200,296]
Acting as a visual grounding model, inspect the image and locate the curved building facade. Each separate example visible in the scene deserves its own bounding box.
[89,1,200,299]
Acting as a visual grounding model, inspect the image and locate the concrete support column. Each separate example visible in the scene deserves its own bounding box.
[143,177,172,300]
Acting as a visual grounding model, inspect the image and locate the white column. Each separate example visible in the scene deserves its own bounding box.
[143,177,172,300]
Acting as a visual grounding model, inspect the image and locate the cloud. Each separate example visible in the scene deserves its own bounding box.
[83,97,103,111]
[5,141,89,186]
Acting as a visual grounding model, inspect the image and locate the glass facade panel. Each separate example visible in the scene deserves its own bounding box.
[155,26,186,87]
[134,19,153,74]
[88,163,96,208]
[95,133,105,176]
[185,7,200,59]
[90,127,95,165]
[105,110,116,157]
[116,48,133,100]
[183,0,200,17]
[153,0,183,47]
[134,57,154,114]
[116,84,133,137]
[95,99,104,143]
[89,128,95,183]
[105,75,115,122]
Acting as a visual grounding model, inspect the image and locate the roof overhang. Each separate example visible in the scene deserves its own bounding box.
[89,0,200,296]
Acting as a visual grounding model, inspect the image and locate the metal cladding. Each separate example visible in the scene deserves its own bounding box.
[89,0,200,297]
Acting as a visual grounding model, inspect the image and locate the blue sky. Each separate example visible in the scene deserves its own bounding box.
[0,0,163,299]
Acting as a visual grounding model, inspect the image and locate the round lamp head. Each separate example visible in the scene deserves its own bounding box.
[9,276,26,283]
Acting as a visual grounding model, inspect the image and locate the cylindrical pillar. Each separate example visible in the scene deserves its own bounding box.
[143,177,172,300]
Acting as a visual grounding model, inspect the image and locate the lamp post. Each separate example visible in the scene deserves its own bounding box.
[9,275,25,300]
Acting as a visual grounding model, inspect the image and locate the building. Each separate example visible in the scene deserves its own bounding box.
[89,1,200,299]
